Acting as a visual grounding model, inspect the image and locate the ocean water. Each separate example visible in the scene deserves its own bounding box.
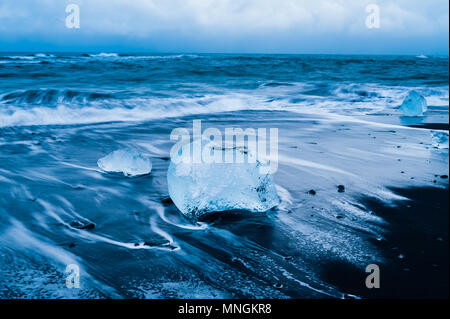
[0,53,448,298]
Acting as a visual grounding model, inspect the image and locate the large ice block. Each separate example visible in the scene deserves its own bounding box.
[167,138,279,219]
[97,148,152,177]
[399,90,427,117]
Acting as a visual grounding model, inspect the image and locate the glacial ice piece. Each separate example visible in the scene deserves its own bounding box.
[431,131,449,149]
[167,138,279,219]
[97,149,152,177]
[399,90,427,117]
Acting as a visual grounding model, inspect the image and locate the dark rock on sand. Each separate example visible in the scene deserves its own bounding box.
[70,221,95,230]
[161,197,174,205]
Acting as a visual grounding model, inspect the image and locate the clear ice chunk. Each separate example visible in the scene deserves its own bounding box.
[431,131,449,149]
[167,138,279,219]
[97,149,152,177]
[399,90,427,117]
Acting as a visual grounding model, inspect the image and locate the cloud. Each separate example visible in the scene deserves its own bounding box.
[0,0,448,53]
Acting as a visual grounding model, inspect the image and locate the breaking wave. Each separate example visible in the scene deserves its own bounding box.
[0,84,448,127]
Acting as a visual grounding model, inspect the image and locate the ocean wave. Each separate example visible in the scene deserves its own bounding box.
[0,54,54,60]
[89,52,119,58]
[0,97,253,127]
[0,89,115,105]
[3,55,36,60]
[86,53,200,60]
[0,55,43,64]
[34,53,56,58]
[0,83,448,127]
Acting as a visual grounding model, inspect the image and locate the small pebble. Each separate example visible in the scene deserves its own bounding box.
[273,283,283,289]
[161,197,174,205]
[70,221,95,230]
[80,223,95,230]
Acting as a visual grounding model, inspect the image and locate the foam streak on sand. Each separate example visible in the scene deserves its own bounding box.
[279,154,356,176]
[145,199,208,230]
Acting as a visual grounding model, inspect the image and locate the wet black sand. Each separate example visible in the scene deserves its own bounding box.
[322,186,449,298]
[408,123,449,131]
[0,110,448,298]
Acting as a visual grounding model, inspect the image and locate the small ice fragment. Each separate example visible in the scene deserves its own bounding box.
[431,131,449,149]
[97,148,152,177]
[167,138,279,219]
[399,90,427,117]
[416,54,428,59]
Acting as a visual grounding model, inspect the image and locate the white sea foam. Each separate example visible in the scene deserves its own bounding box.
[89,52,119,58]
[0,83,447,127]
[34,53,56,58]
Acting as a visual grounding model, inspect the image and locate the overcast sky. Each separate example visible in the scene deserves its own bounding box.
[0,0,448,54]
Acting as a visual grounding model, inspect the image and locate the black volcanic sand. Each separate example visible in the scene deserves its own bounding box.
[0,110,448,298]
[321,186,449,298]
[408,123,449,131]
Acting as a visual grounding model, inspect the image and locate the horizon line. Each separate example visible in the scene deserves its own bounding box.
[0,51,448,57]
